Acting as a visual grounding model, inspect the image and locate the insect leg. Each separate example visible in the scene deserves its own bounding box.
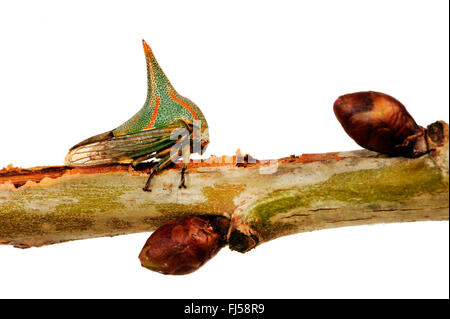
[179,142,190,189]
[142,151,178,192]
[131,141,175,167]
[142,134,189,192]
[131,153,155,167]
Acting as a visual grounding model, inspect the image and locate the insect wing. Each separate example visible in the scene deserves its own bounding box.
[65,125,183,166]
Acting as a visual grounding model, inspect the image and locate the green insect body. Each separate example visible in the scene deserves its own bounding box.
[65,40,210,191]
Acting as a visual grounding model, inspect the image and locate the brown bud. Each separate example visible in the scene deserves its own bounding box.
[139,216,230,275]
[333,91,427,158]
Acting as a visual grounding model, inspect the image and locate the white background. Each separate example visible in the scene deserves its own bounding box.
[0,0,448,298]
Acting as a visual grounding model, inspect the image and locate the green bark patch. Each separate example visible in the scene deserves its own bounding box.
[0,175,128,238]
[154,184,245,217]
[246,160,448,230]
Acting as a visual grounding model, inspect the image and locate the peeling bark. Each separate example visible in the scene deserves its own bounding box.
[0,122,448,251]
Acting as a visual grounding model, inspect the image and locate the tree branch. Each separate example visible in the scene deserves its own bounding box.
[1,122,448,250]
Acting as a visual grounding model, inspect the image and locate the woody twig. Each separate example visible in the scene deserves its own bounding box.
[0,121,447,253]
